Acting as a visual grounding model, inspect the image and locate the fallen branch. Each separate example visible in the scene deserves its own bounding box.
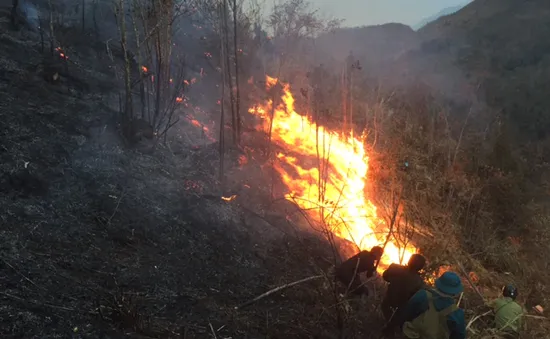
[235,275,323,310]
[466,310,492,330]
[453,257,485,303]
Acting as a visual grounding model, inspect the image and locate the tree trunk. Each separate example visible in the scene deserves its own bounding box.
[81,0,85,32]
[115,0,133,120]
[11,0,19,29]
[130,4,146,119]
[218,3,226,185]
[232,0,241,144]
[48,0,55,56]
[222,0,236,146]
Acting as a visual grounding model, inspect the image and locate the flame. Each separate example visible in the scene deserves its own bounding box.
[141,66,148,73]
[222,195,237,201]
[248,76,416,270]
[55,47,68,60]
[176,97,183,102]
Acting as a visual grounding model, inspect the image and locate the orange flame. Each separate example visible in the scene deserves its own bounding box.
[141,66,148,73]
[222,195,237,201]
[248,76,416,270]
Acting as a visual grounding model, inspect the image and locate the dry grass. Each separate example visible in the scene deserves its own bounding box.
[359,86,550,339]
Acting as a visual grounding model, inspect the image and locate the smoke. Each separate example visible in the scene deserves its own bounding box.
[19,0,40,31]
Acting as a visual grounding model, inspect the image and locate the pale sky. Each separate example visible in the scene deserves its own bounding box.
[310,0,472,27]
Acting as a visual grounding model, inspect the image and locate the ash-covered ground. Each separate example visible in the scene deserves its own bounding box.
[0,7,385,339]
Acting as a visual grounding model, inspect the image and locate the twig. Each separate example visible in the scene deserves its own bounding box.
[0,292,75,312]
[208,322,217,339]
[466,310,492,330]
[524,314,548,320]
[235,275,323,309]
[107,190,125,225]
[457,292,464,307]
[1,258,44,291]
[453,258,485,303]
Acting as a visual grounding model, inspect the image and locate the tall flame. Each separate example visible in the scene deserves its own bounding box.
[249,76,416,270]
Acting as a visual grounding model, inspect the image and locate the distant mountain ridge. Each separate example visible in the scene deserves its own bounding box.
[412,3,468,30]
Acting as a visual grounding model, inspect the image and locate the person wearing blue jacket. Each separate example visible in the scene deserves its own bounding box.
[384,271,466,339]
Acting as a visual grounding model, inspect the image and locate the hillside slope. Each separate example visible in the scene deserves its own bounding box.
[418,0,550,141]
[0,6,383,339]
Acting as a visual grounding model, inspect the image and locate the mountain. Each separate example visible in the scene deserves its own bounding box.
[315,23,419,72]
[315,0,550,153]
[417,0,550,141]
[412,3,469,30]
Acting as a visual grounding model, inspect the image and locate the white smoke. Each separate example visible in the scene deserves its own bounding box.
[19,0,40,31]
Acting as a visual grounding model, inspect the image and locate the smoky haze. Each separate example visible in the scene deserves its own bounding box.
[309,0,472,27]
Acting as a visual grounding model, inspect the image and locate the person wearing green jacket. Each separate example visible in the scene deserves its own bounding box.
[490,284,524,338]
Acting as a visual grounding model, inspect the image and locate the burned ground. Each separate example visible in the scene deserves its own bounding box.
[0,8,391,339]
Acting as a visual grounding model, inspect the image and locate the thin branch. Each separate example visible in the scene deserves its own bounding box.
[235,275,323,309]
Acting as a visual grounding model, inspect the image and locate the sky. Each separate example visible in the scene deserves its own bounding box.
[309,0,472,27]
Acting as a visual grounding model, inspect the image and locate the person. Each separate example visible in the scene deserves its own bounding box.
[490,284,524,338]
[388,271,466,339]
[334,246,384,296]
[381,254,427,330]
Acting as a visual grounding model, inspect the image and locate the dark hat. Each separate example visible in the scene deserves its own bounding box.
[502,284,518,300]
[370,246,383,259]
[407,254,426,272]
[435,271,463,296]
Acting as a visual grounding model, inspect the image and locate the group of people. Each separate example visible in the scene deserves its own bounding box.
[335,246,524,338]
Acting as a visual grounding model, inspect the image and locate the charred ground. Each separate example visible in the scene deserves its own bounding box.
[0,6,389,339]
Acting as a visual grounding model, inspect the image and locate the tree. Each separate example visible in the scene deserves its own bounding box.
[114,0,193,144]
[267,0,341,79]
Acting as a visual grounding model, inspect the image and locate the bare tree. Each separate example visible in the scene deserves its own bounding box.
[114,0,133,121]
[231,0,242,143]
[267,0,341,79]
[48,0,56,56]
[112,0,192,144]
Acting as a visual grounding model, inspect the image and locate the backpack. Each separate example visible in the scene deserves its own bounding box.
[403,290,458,339]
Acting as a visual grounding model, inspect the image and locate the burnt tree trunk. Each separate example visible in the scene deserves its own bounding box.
[11,0,19,29]
[231,0,241,144]
[221,0,236,146]
[115,0,133,120]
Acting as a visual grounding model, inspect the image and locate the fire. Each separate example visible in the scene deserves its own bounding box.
[248,76,416,270]
[55,47,68,60]
[222,195,237,201]
[141,66,148,73]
